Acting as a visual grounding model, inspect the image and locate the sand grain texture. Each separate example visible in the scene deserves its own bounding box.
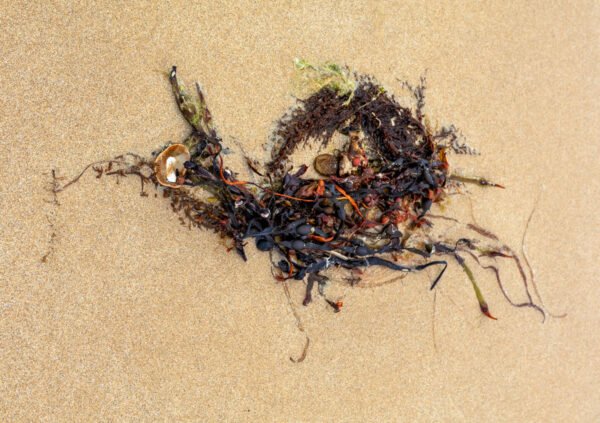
[1,1,599,421]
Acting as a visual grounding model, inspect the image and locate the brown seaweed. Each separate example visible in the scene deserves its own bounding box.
[51,63,557,328]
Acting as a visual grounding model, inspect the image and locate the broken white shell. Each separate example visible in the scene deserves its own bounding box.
[154,144,191,188]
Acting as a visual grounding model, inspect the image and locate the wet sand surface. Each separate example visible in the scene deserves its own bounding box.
[1,1,599,421]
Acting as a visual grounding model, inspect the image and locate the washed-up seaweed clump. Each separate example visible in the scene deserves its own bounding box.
[168,65,452,302]
[53,62,555,324]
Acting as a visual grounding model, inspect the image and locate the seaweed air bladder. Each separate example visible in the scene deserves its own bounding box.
[53,61,554,322]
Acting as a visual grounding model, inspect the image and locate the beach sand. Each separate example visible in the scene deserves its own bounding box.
[1,1,599,421]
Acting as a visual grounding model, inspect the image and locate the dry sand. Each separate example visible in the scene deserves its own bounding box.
[1,1,599,421]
